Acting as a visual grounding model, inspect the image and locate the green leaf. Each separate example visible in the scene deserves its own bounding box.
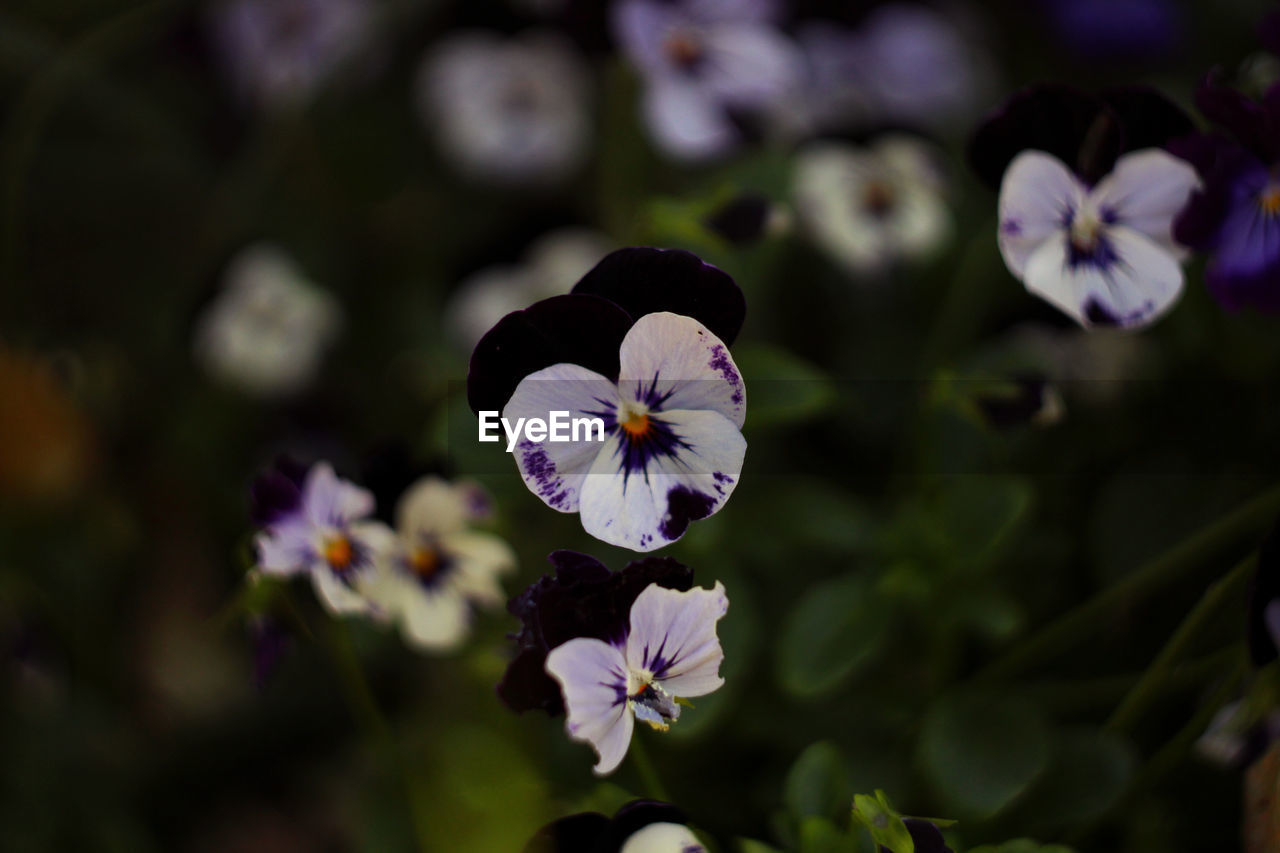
[1005,729,1136,831]
[917,692,1051,820]
[785,742,852,820]
[776,574,891,698]
[798,817,861,853]
[934,476,1034,570]
[851,792,914,853]
[738,841,786,853]
[733,342,837,429]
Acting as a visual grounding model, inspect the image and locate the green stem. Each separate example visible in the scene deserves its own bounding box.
[1106,556,1256,734]
[321,621,432,853]
[975,485,1280,682]
[628,735,673,802]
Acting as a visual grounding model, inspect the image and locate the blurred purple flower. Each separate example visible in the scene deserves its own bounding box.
[417,30,593,185]
[1173,77,1280,314]
[208,0,375,110]
[611,0,801,160]
[1039,0,1182,60]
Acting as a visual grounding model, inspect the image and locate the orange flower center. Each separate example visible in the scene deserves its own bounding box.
[409,546,442,580]
[620,410,651,440]
[1260,185,1280,216]
[323,536,353,572]
[664,31,702,68]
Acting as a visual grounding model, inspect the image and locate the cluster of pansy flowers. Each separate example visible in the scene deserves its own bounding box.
[249,456,516,652]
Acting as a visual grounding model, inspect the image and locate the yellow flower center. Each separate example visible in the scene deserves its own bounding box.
[409,546,442,581]
[323,536,353,572]
[1259,185,1280,216]
[620,410,652,439]
[1070,211,1103,252]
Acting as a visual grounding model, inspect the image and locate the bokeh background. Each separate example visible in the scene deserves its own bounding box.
[4,0,1280,850]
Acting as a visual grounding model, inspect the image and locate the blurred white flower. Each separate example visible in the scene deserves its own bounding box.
[446,228,613,351]
[363,477,515,653]
[208,0,377,110]
[792,136,950,275]
[417,30,593,185]
[193,244,342,398]
[612,0,802,161]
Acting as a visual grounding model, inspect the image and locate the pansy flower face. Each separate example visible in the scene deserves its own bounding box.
[253,461,394,616]
[611,0,801,160]
[363,476,516,652]
[1172,76,1280,313]
[193,244,342,398]
[545,581,728,775]
[997,148,1199,328]
[505,312,745,551]
[792,136,950,275]
[417,30,592,185]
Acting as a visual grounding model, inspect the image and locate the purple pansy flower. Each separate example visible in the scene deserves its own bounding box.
[467,248,747,551]
[1038,0,1182,60]
[504,311,745,552]
[1172,75,1280,313]
[252,460,394,616]
[207,0,375,110]
[611,0,801,160]
[545,580,728,775]
[973,85,1199,328]
[525,800,706,853]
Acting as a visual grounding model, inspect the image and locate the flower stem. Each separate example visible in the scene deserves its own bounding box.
[321,620,432,853]
[1105,555,1256,734]
[975,484,1280,683]
[628,735,673,802]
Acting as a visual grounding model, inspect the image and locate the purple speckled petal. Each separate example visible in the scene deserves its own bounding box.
[997,150,1084,280]
[617,312,745,428]
[505,363,618,514]
[625,582,727,698]
[579,408,745,552]
[545,637,633,775]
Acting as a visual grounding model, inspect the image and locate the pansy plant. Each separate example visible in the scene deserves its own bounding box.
[972,85,1200,328]
[251,459,393,617]
[546,579,728,775]
[469,248,747,552]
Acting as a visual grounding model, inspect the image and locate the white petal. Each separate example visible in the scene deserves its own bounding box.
[310,568,373,616]
[621,822,707,853]
[699,24,802,108]
[579,409,745,552]
[626,581,728,699]
[1022,227,1184,329]
[887,182,951,259]
[395,475,472,538]
[505,363,617,513]
[302,462,374,527]
[397,584,471,651]
[643,77,738,161]
[792,143,894,273]
[618,312,745,428]
[1089,148,1201,256]
[545,638,634,775]
[998,151,1085,280]
[445,265,538,351]
[440,530,517,607]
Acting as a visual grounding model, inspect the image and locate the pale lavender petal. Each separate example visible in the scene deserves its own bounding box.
[302,462,374,527]
[504,363,617,513]
[687,0,779,24]
[254,522,314,576]
[1089,149,1200,256]
[998,151,1085,280]
[545,638,634,775]
[617,312,745,428]
[612,0,688,75]
[625,582,727,698]
[643,78,738,161]
[699,24,802,108]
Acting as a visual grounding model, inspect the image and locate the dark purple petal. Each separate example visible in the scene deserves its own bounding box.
[248,455,309,526]
[1248,518,1280,666]
[703,193,774,246]
[522,812,612,853]
[497,550,693,715]
[571,247,746,346]
[1259,7,1280,57]
[467,294,633,416]
[1195,71,1277,162]
[1099,86,1195,154]
[968,84,1115,188]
